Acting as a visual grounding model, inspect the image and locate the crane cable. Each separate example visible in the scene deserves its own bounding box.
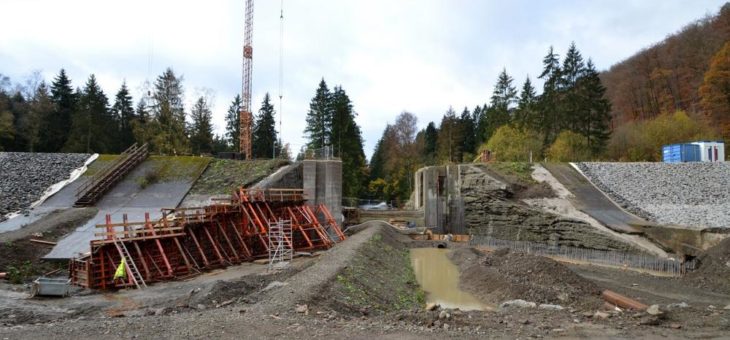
[278,0,284,156]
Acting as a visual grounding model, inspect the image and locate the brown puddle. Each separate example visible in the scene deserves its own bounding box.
[410,248,491,311]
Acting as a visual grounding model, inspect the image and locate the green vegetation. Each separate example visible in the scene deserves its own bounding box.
[188,158,288,195]
[607,111,720,161]
[333,232,425,313]
[6,261,33,284]
[483,125,543,162]
[485,162,539,190]
[546,130,593,162]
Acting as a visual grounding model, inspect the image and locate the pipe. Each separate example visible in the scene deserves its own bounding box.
[601,290,648,311]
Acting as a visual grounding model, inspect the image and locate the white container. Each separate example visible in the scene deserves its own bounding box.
[691,141,725,162]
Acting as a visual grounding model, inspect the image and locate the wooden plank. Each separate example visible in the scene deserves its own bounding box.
[29,239,57,246]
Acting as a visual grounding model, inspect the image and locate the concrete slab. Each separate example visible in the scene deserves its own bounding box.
[543,163,643,234]
[45,160,199,260]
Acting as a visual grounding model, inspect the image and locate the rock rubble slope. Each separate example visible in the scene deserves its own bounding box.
[577,162,730,229]
[0,152,90,222]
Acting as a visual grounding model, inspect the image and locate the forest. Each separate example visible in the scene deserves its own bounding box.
[1,4,728,205]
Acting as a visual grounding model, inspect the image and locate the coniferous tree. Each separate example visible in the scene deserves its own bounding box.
[225,95,242,152]
[538,46,562,145]
[423,121,438,164]
[111,82,136,151]
[436,107,462,163]
[23,82,52,152]
[303,79,332,150]
[151,68,188,154]
[561,42,586,132]
[515,76,538,129]
[330,86,367,197]
[460,107,476,159]
[189,96,214,154]
[252,93,278,158]
[132,99,152,147]
[64,75,111,153]
[578,59,612,155]
[41,69,76,152]
[479,69,516,143]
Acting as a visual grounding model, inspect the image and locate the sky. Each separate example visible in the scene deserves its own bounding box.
[0,0,726,159]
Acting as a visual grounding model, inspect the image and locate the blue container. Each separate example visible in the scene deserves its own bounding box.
[663,144,700,163]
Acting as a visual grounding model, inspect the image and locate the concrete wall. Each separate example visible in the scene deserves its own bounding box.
[415,166,446,233]
[303,160,342,226]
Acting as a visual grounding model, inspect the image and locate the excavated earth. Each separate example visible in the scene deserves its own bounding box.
[1,223,730,339]
[0,152,90,222]
[461,164,637,252]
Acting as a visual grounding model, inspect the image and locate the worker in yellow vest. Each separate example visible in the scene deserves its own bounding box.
[113,258,126,285]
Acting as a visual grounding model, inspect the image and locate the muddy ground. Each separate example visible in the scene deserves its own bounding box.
[0,208,97,283]
[1,221,729,339]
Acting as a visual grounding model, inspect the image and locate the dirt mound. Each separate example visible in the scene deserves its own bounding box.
[257,222,424,316]
[687,237,730,294]
[450,247,602,309]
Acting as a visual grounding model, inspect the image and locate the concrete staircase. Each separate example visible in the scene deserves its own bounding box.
[74,143,149,207]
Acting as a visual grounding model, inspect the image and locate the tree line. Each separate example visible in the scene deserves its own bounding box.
[0,68,283,158]
[601,3,730,142]
[368,42,613,203]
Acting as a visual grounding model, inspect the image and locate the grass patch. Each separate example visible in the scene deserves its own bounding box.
[487,162,536,185]
[82,154,120,177]
[188,159,288,195]
[332,231,425,314]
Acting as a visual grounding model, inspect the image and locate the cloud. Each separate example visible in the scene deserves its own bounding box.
[0,0,725,158]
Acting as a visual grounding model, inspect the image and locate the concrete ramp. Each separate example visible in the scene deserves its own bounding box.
[543,163,643,234]
[45,157,209,259]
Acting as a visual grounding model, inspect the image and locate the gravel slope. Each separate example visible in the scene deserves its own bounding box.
[577,162,730,229]
[0,152,91,222]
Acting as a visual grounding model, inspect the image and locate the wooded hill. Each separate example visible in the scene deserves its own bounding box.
[601,3,730,139]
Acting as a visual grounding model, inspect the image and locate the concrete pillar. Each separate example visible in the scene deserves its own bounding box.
[302,159,342,226]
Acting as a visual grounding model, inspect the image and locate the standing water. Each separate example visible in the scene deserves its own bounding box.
[410,248,491,311]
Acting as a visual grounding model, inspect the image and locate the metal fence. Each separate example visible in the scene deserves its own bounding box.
[469,235,697,277]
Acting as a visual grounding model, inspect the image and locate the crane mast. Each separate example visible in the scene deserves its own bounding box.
[240,0,254,159]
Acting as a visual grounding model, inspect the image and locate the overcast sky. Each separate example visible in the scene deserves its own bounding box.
[1,0,726,159]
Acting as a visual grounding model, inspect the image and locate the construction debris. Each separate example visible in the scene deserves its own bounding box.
[29,239,57,246]
[601,290,648,311]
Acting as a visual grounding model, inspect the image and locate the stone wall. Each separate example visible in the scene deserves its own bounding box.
[461,165,636,252]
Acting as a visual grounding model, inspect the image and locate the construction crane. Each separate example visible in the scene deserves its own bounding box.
[240,0,254,159]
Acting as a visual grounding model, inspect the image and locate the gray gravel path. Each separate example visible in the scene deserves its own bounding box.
[0,152,91,222]
[577,162,730,229]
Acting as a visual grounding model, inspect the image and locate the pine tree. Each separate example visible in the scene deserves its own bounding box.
[515,76,538,129]
[460,107,476,159]
[303,79,332,150]
[64,74,111,153]
[151,68,188,154]
[479,69,516,143]
[561,42,586,132]
[538,46,562,145]
[189,96,214,154]
[578,59,612,155]
[41,69,76,152]
[330,86,367,197]
[24,82,52,152]
[423,121,438,164]
[252,93,278,158]
[225,95,242,152]
[132,99,152,147]
[436,107,462,163]
[111,82,136,151]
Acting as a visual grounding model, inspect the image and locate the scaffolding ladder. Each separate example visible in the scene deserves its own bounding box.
[112,237,147,289]
[267,219,292,271]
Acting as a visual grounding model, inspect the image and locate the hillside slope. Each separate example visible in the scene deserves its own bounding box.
[601,4,730,126]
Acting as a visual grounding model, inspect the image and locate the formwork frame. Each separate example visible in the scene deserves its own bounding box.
[70,188,344,289]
